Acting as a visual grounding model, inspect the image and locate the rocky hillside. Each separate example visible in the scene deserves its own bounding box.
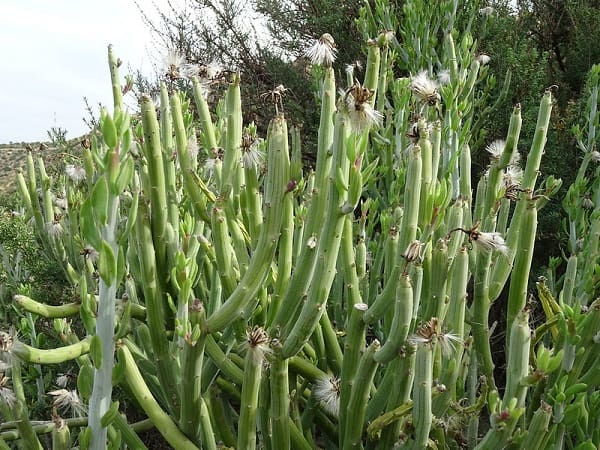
[0,140,83,195]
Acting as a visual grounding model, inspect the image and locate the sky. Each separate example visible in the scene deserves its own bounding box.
[0,1,171,144]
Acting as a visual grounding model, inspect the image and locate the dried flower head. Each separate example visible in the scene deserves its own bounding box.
[46,220,63,238]
[409,317,461,356]
[65,164,86,184]
[477,54,491,66]
[245,326,271,363]
[0,375,16,408]
[345,61,363,79]
[486,139,506,161]
[479,6,495,16]
[503,166,524,200]
[240,132,265,170]
[473,231,509,254]
[313,376,341,416]
[204,61,223,79]
[343,81,383,133]
[55,373,70,388]
[411,71,440,105]
[377,30,396,46]
[0,328,19,366]
[48,389,87,417]
[305,33,337,66]
[81,245,99,263]
[447,222,509,255]
[437,69,451,86]
[163,49,185,80]
[402,240,423,263]
[582,195,595,209]
[54,197,68,211]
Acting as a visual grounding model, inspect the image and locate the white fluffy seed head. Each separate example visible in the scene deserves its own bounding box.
[48,389,87,417]
[473,231,509,255]
[313,376,340,417]
[305,33,337,66]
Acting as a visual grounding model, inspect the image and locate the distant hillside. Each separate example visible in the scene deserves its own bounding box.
[0,139,84,195]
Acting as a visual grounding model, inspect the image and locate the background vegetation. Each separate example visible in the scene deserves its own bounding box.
[0,0,599,448]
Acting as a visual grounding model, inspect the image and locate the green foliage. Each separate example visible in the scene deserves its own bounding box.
[2,2,600,449]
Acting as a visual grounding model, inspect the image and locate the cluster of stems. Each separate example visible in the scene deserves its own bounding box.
[2,1,600,449]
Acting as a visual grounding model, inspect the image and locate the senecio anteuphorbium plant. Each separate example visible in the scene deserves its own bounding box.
[2,1,600,449]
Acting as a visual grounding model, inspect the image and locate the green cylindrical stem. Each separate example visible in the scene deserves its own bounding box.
[237,345,265,450]
[339,303,368,442]
[221,75,243,196]
[320,313,343,374]
[11,337,90,364]
[120,346,199,449]
[196,397,217,450]
[241,154,263,245]
[374,274,413,363]
[472,251,495,387]
[139,95,169,287]
[111,412,148,449]
[270,353,290,450]
[180,305,207,443]
[107,45,123,111]
[160,85,180,232]
[207,116,289,332]
[211,203,238,296]
[205,390,236,447]
[399,144,423,252]
[192,77,218,152]
[289,356,330,382]
[506,198,537,343]
[51,421,71,450]
[422,239,448,321]
[561,254,577,306]
[418,121,433,228]
[340,215,363,309]
[341,340,380,450]
[489,92,552,299]
[410,342,434,450]
[503,309,531,409]
[363,231,399,324]
[268,190,294,325]
[10,363,43,450]
[281,115,349,357]
[269,66,336,332]
[204,335,244,385]
[433,247,469,416]
[14,295,79,318]
[519,402,552,450]
[171,94,209,223]
[134,200,178,411]
[364,42,381,95]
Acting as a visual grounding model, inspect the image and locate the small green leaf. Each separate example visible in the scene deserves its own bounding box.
[102,113,118,149]
[115,298,131,340]
[91,176,109,226]
[118,190,139,246]
[90,334,103,369]
[100,400,120,428]
[80,198,102,250]
[114,154,134,193]
[77,364,94,401]
[113,348,127,385]
[116,245,126,285]
[79,426,92,450]
[98,241,117,284]
[80,294,96,335]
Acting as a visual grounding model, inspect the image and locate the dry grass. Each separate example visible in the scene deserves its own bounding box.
[0,140,84,195]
